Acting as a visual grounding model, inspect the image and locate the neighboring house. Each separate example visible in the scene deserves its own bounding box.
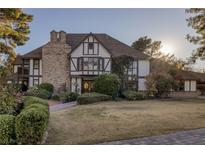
[10,30,205,96]
[10,30,150,94]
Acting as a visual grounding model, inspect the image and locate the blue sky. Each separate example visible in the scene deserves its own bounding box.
[17,8,204,70]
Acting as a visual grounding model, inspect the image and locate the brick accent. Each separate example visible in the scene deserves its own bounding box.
[42,40,71,93]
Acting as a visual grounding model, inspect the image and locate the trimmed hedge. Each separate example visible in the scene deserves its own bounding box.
[0,115,15,145]
[123,90,146,101]
[26,87,51,99]
[22,96,48,108]
[93,74,120,98]
[59,91,78,103]
[77,92,112,105]
[38,83,54,93]
[15,97,49,145]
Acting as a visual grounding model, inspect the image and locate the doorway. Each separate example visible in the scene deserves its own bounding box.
[82,80,93,93]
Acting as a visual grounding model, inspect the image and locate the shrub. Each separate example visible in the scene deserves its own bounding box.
[59,91,78,103]
[38,83,54,93]
[0,115,15,145]
[59,91,68,103]
[26,86,51,99]
[15,103,49,145]
[123,90,146,101]
[93,74,120,99]
[68,92,78,102]
[51,95,60,101]
[145,73,173,97]
[22,96,48,108]
[77,92,112,105]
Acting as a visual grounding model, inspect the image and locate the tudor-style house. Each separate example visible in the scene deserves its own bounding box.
[10,30,150,94]
[10,30,205,96]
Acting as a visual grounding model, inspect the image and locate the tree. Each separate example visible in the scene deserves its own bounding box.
[0,9,33,88]
[131,36,152,51]
[186,8,205,63]
[132,36,188,69]
[112,55,134,92]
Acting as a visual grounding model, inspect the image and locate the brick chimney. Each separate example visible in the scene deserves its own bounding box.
[59,31,66,43]
[50,30,58,42]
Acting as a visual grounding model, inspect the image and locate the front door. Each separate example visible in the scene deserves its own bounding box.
[82,80,93,93]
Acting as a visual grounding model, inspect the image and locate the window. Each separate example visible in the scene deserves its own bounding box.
[88,43,94,50]
[127,61,137,76]
[17,67,22,74]
[83,42,99,55]
[33,60,39,69]
[78,57,104,71]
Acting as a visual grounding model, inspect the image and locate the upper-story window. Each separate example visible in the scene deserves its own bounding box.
[128,61,137,76]
[33,60,39,69]
[83,42,99,55]
[78,57,104,71]
[88,43,94,50]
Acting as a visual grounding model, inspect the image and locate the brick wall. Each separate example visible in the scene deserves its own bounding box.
[42,31,71,93]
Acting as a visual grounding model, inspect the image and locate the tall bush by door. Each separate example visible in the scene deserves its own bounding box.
[93,74,120,99]
[0,115,16,145]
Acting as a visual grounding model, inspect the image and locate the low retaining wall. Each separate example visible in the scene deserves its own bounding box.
[168,91,198,98]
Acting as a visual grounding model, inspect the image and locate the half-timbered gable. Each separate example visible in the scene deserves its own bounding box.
[70,35,111,76]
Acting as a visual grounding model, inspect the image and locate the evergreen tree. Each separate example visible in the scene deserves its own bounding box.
[186,8,205,63]
[132,36,187,69]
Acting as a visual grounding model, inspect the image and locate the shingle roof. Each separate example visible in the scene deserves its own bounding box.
[67,33,149,59]
[175,70,205,82]
[13,55,23,65]
[21,33,149,60]
[22,46,43,59]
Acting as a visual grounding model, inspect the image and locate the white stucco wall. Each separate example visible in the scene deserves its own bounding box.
[138,60,150,77]
[29,59,33,75]
[29,77,33,87]
[138,78,147,91]
[184,80,190,91]
[71,78,82,94]
[190,80,196,91]
[39,60,42,75]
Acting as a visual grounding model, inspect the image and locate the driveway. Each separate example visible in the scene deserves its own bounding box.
[101,128,205,145]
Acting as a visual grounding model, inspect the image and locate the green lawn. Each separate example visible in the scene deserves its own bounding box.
[47,98,205,144]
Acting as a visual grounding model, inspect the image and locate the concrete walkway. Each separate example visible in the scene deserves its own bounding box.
[49,101,77,112]
[101,128,205,145]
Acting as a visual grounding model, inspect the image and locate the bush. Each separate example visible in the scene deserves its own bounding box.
[38,83,54,93]
[22,96,48,108]
[0,115,15,145]
[59,91,78,103]
[51,95,60,101]
[15,103,49,145]
[77,92,112,105]
[123,90,146,101]
[93,74,120,99]
[145,73,173,97]
[25,86,51,99]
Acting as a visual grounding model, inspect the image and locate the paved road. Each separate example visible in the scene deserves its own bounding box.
[49,101,77,112]
[101,128,205,145]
